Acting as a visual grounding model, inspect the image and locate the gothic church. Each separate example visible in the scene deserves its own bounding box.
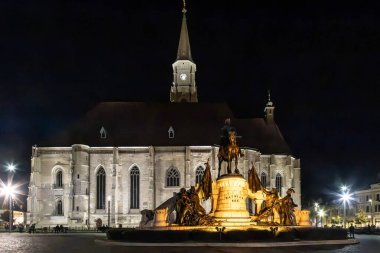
[27,6,301,228]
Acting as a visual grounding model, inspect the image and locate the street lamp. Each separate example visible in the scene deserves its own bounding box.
[5,163,16,232]
[107,195,111,227]
[339,185,352,229]
[1,184,15,232]
[314,203,319,227]
[6,163,16,173]
[369,199,373,226]
[318,209,326,227]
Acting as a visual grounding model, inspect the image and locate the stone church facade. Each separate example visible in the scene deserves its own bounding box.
[27,7,302,228]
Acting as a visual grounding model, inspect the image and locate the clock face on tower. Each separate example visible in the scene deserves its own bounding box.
[179,73,187,81]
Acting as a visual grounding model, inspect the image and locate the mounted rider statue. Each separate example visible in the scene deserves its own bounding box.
[217,118,244,177]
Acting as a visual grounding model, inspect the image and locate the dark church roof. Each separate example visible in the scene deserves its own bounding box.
[43,102,291,155]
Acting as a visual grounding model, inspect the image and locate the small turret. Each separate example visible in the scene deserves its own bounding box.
[264,90,275,122]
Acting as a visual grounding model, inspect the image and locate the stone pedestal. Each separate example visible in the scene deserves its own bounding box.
[295,209,312,226]
[153,208,168,227]
[212,174,252,226]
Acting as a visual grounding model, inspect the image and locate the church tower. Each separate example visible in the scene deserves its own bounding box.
[170,1,198,103]
[264,90,275,122]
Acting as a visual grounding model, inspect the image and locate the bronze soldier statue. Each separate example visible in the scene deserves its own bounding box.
[280,188,298,225]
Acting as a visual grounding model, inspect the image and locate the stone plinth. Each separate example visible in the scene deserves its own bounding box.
[295,209,312,226]
[212,174,252,226]
[153,208,168,227]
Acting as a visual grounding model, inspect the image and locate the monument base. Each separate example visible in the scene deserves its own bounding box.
[212,174,252,226]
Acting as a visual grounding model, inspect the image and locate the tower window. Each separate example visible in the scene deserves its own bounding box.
[166,167,180,187]
[56,170,63,188]
[261,172,267,188]
[275,173,282,197]
[100,126,107,139]
[168,126,175,139]
[96,167,106,209]
[195,166,205,185]
[130,166,140,209]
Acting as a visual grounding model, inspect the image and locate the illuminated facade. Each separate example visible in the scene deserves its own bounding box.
[27,8,301,228]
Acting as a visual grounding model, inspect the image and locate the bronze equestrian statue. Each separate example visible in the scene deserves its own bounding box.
[217,119,243,177]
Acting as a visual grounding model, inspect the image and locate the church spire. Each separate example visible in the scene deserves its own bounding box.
[170,0,198,103]
[264,90,275,122]
[176,0,192,61]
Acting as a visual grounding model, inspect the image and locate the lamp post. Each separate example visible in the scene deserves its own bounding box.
[369,199,373,226]
[314,203,319,227]
[318,209,326,227]
[107,195,111,227]
[340,185,350,228]
[6,163,16,232]
[1,184,15,232]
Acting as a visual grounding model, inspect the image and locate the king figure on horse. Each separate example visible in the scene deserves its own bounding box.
[217,118,244,177]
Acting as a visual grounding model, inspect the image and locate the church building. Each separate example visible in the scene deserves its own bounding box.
[27,6,301,228]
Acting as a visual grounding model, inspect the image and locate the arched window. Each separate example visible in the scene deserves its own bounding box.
[96,167,106,209]
[195,166,205,185]
[56,170,63,188]
[130,166,140,209]
[260,172,267,188]
[57,199,63,215]
[166,167,180,187]
[276,173,282,196]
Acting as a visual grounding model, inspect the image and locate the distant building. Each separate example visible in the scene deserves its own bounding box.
[324,183,380,228]
[353,183,380,227]
[27,6,301,228]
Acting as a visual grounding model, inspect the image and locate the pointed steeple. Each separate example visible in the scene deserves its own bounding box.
[176,1,192,61]
[170,0,197,103]
[264,90,275,122]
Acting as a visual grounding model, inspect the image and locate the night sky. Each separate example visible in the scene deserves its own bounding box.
[0,0,379,206]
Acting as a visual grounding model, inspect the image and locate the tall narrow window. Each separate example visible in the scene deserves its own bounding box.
[96,167,106,209]
[260,172,267,188]
[168,126,175,139]
[166,167,180,187]
[275,173,282,196]
[130,166,140,209]
[56,170,63,188]
[57,199,63,215]
[195,166,205,185]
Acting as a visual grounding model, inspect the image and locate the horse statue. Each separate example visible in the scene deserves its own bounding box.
[217,131,243,177]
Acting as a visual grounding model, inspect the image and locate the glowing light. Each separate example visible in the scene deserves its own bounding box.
[2,184,15,197]
[318,209,326,217]
[341,185,347,192]
[340,191,353,203]
[6,163,16,172]
[0,177,24,207]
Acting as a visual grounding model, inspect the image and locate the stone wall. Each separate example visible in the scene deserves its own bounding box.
[27,145,301,227]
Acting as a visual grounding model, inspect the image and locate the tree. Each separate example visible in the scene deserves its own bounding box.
[355,209,368,224]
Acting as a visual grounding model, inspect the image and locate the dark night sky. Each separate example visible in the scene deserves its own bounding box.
[0,0,379,206]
